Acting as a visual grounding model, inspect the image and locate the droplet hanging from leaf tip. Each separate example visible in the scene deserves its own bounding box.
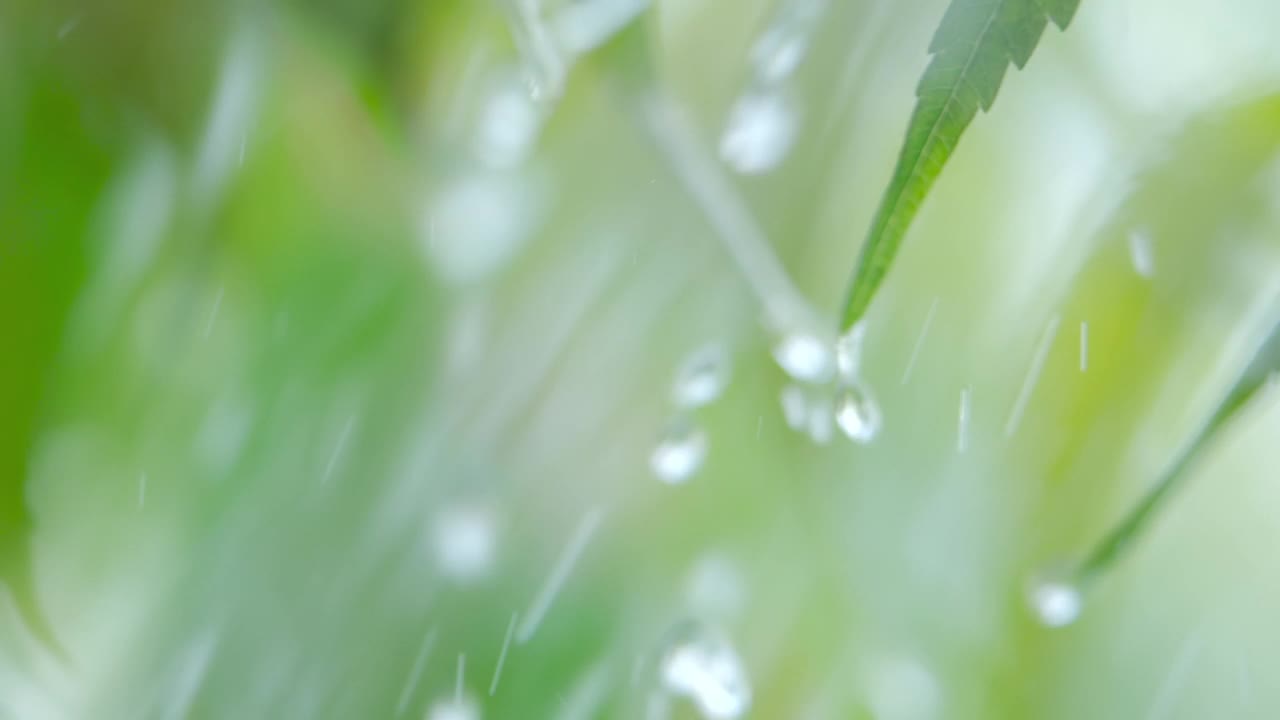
[1026,567,1084,628]
[835,381,882,444]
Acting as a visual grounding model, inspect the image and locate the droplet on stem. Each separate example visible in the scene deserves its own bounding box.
[772,330,834,384]
[835,381,882,444]
[835,321,866,382]
[1026,568,1083,628]
[659,621,752,719]
[673,343,732,409]
[651,420,709,485]
[719,91,797,175]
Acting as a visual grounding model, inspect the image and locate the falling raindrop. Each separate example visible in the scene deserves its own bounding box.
[772,330,834,384]
[1026,568,1083,628]
[835,321,866,382]
[719,91,797,175]
[427,696,481,720]
[432,503,497,583]
[651,420,709,485]
[673,343,732,409]
[834,381,882,444]
[659,622,752,719]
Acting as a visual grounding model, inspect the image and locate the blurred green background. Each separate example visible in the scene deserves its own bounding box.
[3,0,1280,718]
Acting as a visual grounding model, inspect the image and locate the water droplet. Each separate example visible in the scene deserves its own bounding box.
[651,420,708,484]
[806,392,834,445]
[749,0,825,84]
[863,655,940,720]
[673,344,732,409]
[779,384,808,430]
[1127,228,1155,278]
[660,622,752,719]
[473,72,544,168]
[835,322,866,382]
[835,381,882,444]
[428,696,481,720]
[432,503,497,583]
[685,553,747,621]
[719,91,797,175]
[772,331,834,384]
[424,172,544,285]
[1026,570,1083,628]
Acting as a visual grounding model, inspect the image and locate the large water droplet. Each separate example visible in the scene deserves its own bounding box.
[424,172,543,286]
[835,381,882,444]
[835,322,866,382]
[473,72,544,168]
[719,91,797,175]
[651,420,708,485]
[660,622,752,719]
[863,655,940,720]
[779,384,808,430]
[1026,570,1083,628]
[806,393,835,445]
[673,344,732,409]
[772,331,834,384]
[432,503,497,584]
[685,552,747,621]
[749,0,825,84]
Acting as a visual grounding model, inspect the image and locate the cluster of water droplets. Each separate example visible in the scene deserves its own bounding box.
[773,318,883,446]
[650,343,732,484]
[718,0,827,175]
[657,620,752,719]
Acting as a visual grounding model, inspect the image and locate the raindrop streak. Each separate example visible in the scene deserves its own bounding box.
[395,628,438,716]
[673,344,732,409]
[1145,630,1205,720]
[773,331,834,384]
[719,91,797,175]
[957,386,971,454]
[660,623,752,719]
[516,507,604,644]
[321,416,356,484]
[900,298,939,385]
[203,286,224,339]
[1026,573,1082,628]
[1128,228,1156,278]
[651,421,709,485]
[1004,314,1060,438]
[1080,321,1089,373]
[57,14,82,40]
[489,613,518,696]
[835,381,882,444]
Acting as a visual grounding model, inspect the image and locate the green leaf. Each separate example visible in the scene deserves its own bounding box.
[1072,95,1280,585]
[840,0,1081,329]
